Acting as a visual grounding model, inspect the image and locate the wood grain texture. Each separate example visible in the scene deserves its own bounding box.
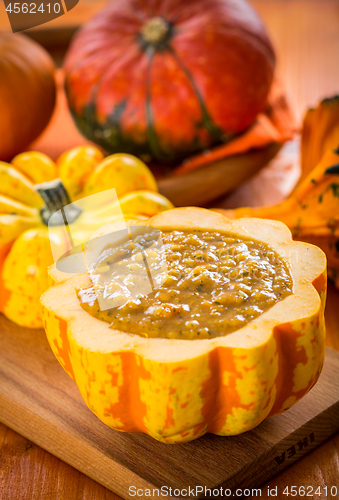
[0,423,118,500]
[1,1,339,499]
[0,312,339,500]
[248,434,339,499]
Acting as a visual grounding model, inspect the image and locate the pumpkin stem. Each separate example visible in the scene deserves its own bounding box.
[35,179,82,226]
[140,17,172,47]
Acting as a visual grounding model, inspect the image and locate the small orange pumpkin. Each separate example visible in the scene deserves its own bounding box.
[0,33,56,161]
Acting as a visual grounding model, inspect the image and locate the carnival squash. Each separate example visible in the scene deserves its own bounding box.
[64,0,275,163]
[0,147,173,328]
[0,33,56,161]
[41,208,326,443]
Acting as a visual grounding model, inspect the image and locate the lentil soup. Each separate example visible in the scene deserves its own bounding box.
[78,229,293,339]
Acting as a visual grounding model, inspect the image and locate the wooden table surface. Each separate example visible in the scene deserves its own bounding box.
[1,1,339,499]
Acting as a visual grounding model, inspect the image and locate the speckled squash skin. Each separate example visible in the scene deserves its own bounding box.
[0,148,171,328]
[41,208,327,443]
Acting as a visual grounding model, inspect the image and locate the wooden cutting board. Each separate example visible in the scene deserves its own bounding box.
[0,314,339,499]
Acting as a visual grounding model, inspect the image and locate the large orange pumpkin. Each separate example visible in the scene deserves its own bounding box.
[0,33,56,161]
[64,0,275,163]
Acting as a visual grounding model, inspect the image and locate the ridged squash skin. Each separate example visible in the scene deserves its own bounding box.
[41,208,327,443]
[64,0,275,163]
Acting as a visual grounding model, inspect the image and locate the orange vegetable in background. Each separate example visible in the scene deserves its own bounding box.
[0,33,56,161]
[64,0,275,163]
[215,96,339,288]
